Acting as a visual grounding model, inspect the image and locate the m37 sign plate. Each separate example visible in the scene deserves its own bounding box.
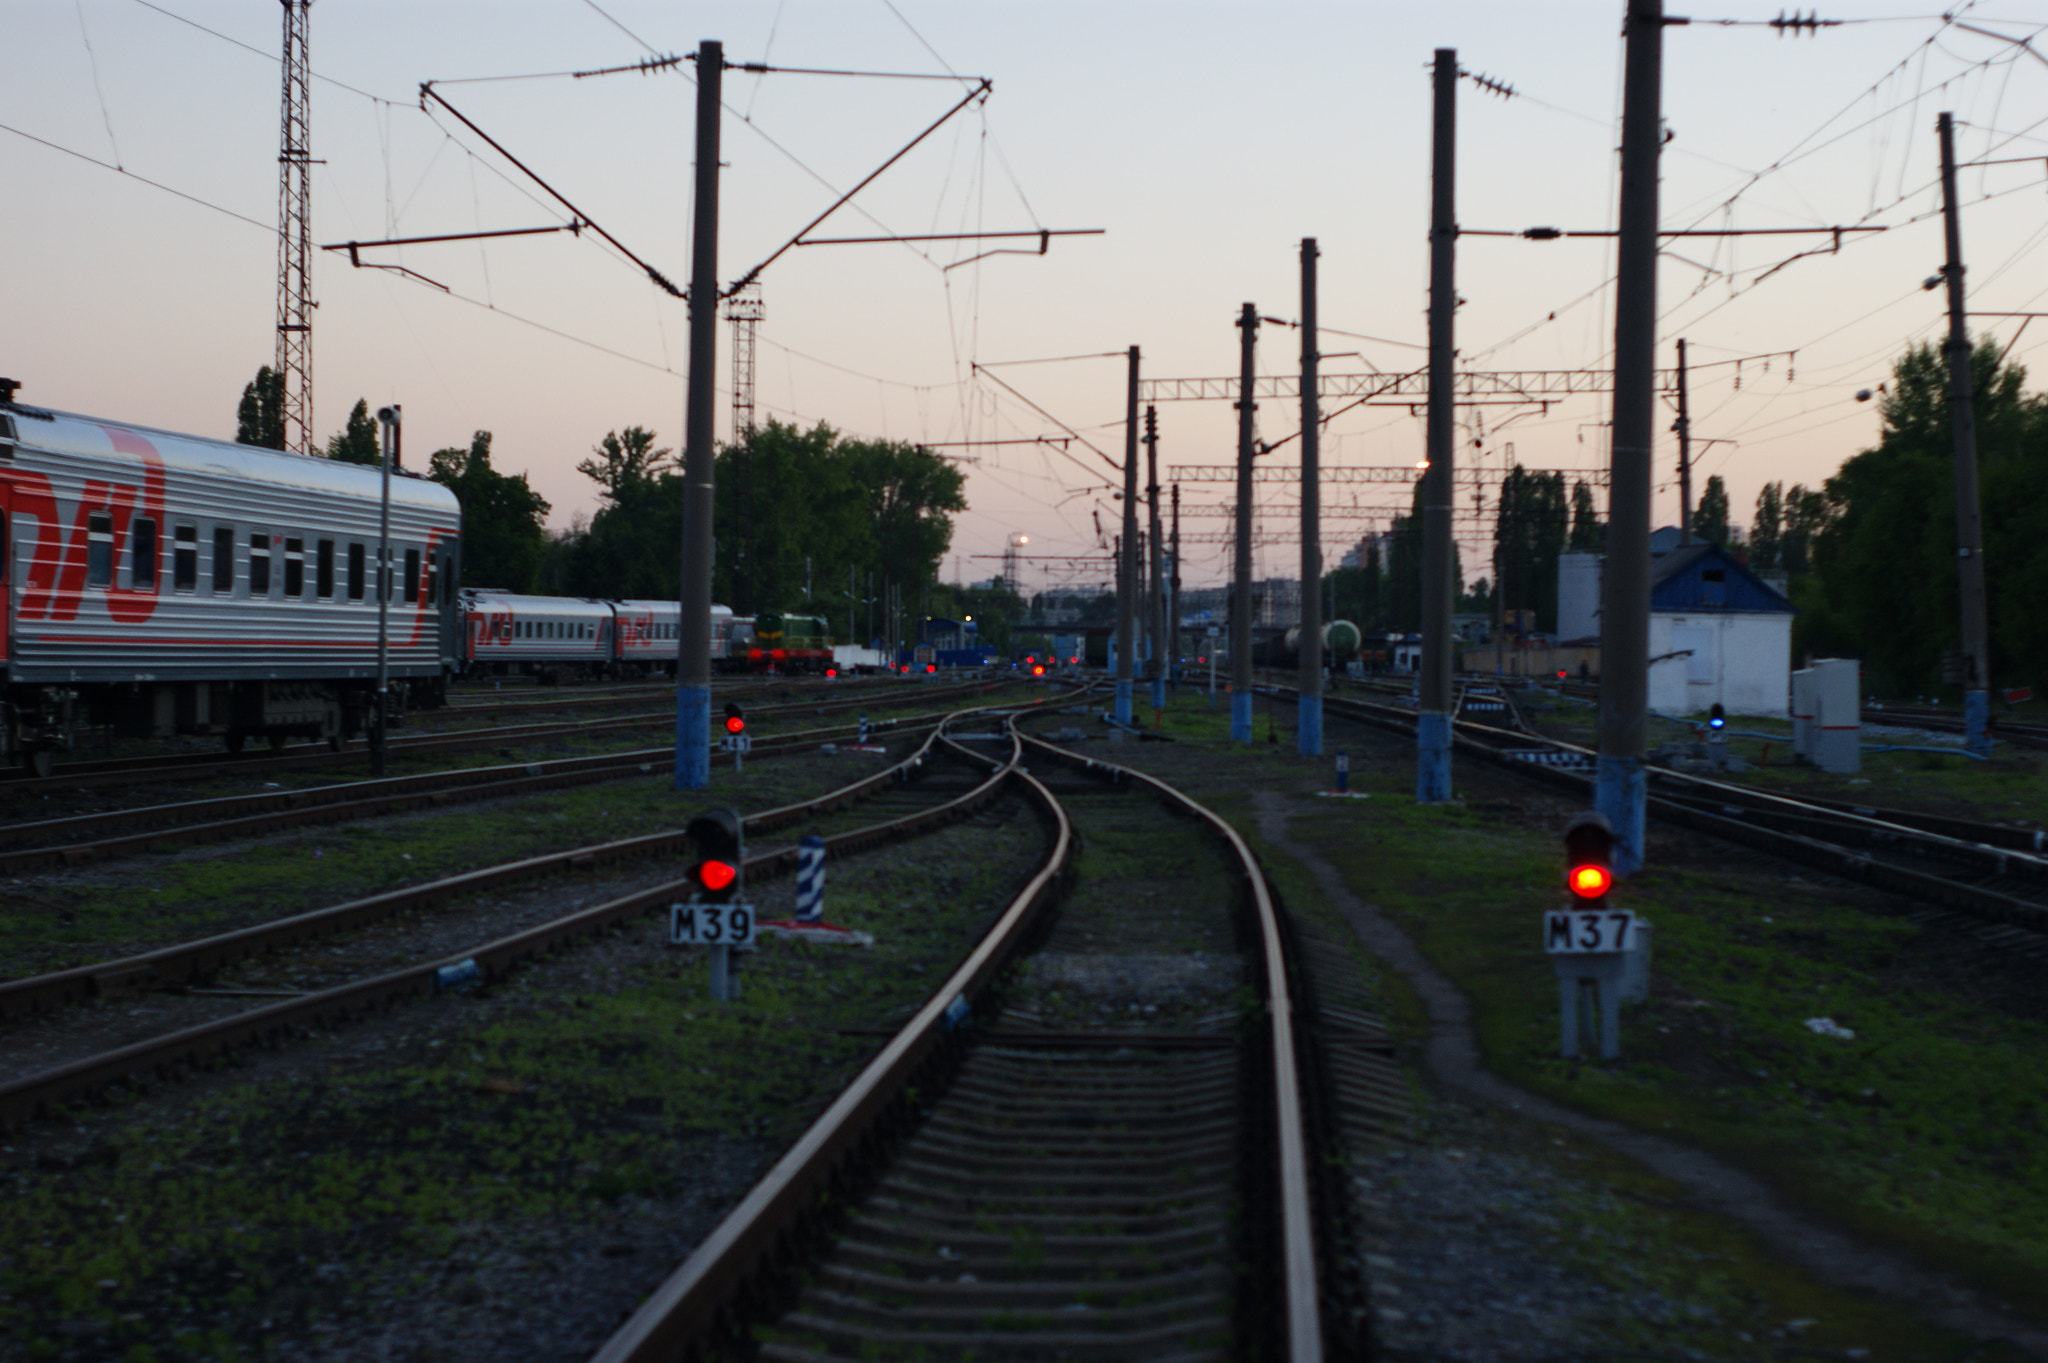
[1544,910,1637,954]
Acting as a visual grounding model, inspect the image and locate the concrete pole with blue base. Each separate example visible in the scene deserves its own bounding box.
[1298,237,1324,758]
[1597,1,1664,873]
[673,39,723,790]
[1145,404,1168,716]
[1231,303,1258,744]
[1115,346,1140,731]
[1415,52,1457,802]
[1935,111,1995,759]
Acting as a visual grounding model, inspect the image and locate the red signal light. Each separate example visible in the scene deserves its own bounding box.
[1032,664,1046,676]
[825,667,838,678]
[696,859,738,893]
[1568,863,1614,899]
[725,715,745,735]
[925,664,937,674]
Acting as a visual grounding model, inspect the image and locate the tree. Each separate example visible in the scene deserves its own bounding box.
[577,427,673,504]
[1493,465,1568,631]
[428,431,551,592]
[1691,474,1732,547]
[1802,339,2046,693]
[1322,541,1384,633]
[236,367,284,449]
[1385,478,1462,633]
[1780,484,1830,576]
[325,399,380,466]
[1568,479,1603,552]
[1749,482,1784,571]
[842,435,968,596]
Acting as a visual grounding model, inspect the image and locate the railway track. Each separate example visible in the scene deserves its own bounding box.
[592,724,1352,1363]
[0,679,1016,793]
[1294,684,2048,959]
[0,700,1058,1126]
[0,707,951,876]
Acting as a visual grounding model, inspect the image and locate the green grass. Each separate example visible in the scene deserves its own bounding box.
[1273,776,2048,1339]
[0,799,1035,1357]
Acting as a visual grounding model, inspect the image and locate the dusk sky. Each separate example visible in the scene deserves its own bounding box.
[9,1,2048,596]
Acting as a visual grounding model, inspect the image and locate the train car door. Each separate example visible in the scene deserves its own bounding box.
[436,541,462,666]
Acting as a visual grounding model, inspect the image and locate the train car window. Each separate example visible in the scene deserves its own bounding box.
[283,538,304,597]
[129,518,157,588]
[347,543,365,601]
[249,533,271,595]
[441,556,455,607]
[173,525,197,592]
[212,527,233,593]
[317,540,334,599]
[129,518,157,589]
[404,549,420,604]
[87,512,114,586]
[1,513,8,584]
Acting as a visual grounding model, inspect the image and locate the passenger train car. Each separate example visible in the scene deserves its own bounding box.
[0,383,463,772]
[459,592,739,679]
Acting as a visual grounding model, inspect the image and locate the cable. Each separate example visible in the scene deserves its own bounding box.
[1,120,272,231]
[127,0,396,104]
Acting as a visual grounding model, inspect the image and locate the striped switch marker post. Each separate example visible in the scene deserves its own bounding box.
[795,836,826,923]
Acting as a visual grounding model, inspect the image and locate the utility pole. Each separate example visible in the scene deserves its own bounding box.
[674,38,723,790]
[1233,304,1259,743]
[275,0,314,456]
[1675,337,1692,545]
[1170,481,1181,687]
[372,404,397,777]
[1937,110,1993,756]
[1600,0,1664,871]
[1116,346,1140,731]
[1418,49,1458,800]
[1299,237,1324,757]
[728,282,762,613]
[1145,405,1167,711]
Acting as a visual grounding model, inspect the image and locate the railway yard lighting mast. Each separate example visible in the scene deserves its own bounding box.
[276,0,314,456]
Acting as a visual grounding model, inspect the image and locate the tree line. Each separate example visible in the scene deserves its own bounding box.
[235,371,968,640]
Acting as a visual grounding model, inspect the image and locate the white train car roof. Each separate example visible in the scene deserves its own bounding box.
[462,591,613,621]
[4,403,460,520]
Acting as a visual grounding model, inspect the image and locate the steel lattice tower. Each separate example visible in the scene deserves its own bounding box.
[275,0,314,455]
[725,282,763,444]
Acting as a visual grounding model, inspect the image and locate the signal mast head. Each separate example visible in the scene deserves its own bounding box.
[1562,811,1617,903]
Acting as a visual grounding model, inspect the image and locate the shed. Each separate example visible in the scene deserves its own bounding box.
[1648,542,1794,717]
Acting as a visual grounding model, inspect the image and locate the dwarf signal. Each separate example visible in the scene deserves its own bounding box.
[683,807,744,905]
[1562,811,1616,906]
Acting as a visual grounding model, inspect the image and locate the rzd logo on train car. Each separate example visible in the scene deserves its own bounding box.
[16,427,167,625]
